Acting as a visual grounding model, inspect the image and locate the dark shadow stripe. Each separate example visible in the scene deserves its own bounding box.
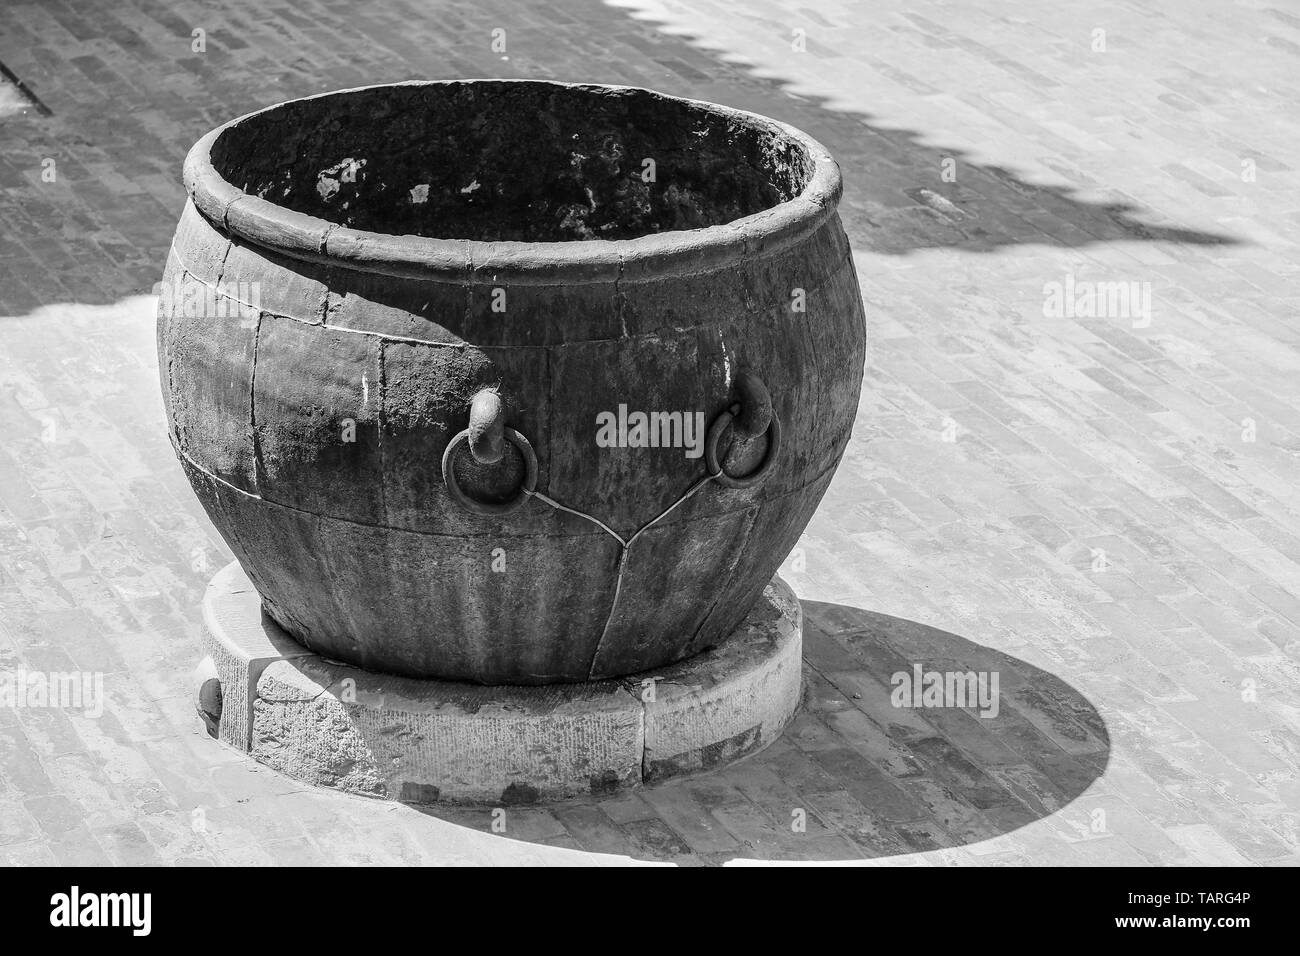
[0,59,52,117]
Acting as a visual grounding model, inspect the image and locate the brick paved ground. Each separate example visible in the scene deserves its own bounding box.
[1,0,1298,864]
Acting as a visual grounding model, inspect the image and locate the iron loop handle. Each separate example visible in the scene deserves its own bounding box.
[705,372,781,489]
[731,370,773,440]
[442,388,537,514]
[468,388,506,464]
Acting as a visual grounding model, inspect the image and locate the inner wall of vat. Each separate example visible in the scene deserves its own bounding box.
[208,82,814,242]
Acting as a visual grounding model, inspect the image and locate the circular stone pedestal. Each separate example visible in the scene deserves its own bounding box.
[194,562,803,804]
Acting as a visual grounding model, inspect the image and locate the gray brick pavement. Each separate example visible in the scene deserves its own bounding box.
[1,0,1298,864]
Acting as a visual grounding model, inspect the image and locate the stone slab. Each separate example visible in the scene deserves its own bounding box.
[199,560,315,751]
[197,561,802,804]
[640,577,803,780]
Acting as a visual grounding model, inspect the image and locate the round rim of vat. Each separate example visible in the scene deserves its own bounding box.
[182,79,843,285]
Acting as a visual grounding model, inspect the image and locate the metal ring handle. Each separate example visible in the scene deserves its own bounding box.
[705,403,782,489]
[441,427,538,514]
[467,388,505,464]
[732,370,773,440]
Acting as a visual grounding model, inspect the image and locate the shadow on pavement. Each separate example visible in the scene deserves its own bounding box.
[0,0,1236,313]
[422,598,1110,864]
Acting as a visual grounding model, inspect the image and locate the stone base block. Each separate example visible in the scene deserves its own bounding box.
[197,561,802,804]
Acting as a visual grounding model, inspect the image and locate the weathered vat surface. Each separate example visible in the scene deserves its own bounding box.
[159,80,865,683]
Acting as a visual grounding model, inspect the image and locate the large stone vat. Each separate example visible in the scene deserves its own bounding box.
[160,80,865,684]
